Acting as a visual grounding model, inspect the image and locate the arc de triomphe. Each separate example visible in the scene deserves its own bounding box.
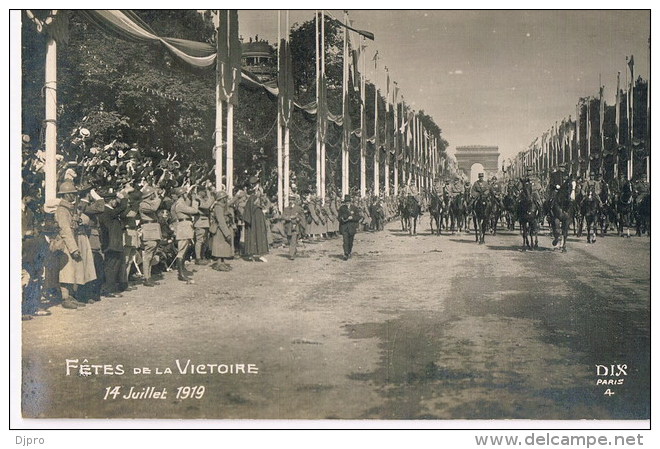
[454,145,500,181]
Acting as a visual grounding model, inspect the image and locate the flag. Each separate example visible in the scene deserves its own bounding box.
[328,14,374,40]
[217,10,242,104]
[317,74,328,143]
[26,10,70,44]
[278,36,295,126]
[599,85,605,154]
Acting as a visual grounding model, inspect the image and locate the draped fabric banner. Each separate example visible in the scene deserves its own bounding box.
[217,10,242,105]
[278,38,295,126]
[26,10,70,44]
[317,74,329,142]
[78,10,217,68]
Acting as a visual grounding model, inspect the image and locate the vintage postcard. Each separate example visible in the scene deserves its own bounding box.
[11,7,653,440]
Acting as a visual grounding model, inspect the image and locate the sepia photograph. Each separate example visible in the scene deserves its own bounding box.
[10,6,653,437]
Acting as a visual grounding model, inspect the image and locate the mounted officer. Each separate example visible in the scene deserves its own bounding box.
[469,173,490,208]
[519,167,543,211]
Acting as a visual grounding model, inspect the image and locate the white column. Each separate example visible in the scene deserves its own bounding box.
[44,37,57,201]
[226,102,234,197]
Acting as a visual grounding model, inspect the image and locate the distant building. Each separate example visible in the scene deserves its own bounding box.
[241,36,276,82]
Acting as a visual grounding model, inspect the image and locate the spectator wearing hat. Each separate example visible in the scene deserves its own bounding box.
[118,186,142,290]
[98,189,127,296]
[242,176,269,262]
[192,186,214,265]
[55,181,95,309]
[78,187,107,303]
[282,194,306,260]
[338,194,361,260]
[22,194,51,319]
[139,186,162,287]
[210,189,234,270]
[171,186,200,281]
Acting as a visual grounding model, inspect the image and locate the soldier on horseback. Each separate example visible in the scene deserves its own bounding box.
[470,173,490,207]
[519,167,543,211]
[489,176,504,210]
[583,172,604,209]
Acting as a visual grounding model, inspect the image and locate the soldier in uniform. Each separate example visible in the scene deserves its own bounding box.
[55,181,94,309]
[210,189,234,271]
[171,186,199,281]
[282,194,306,260]
[633,175,650,204]
[139,185,162,287]
[519,167,543,210]
[489,176,504,209]
[338,194,361,260]
[583,172,604,208]
[192,186,213,265]
[470,173,490,208]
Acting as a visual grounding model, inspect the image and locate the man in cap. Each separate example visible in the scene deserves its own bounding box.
[338,194,362,260]
[54,181,91,309]
[520,167,543,210]
[98,188,127,297]
[242,176,269,262]
[549,163,567,193]
[210,189,234,271]
[583,172,604,208]
[282,193,306,260]
[469,173,490,209]
[171,186,199,281]
[78,185,106,303]
[139,185,162,287]
[192,185,214,265]
[633,174,649,206]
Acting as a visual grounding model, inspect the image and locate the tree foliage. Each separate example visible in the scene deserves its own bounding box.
[22,10,449,196]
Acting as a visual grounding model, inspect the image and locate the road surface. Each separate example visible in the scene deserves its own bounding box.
[21,218,651,421]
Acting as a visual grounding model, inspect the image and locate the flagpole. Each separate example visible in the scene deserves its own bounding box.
[214,11,224,193]
[393,86,398,196]
[360,36,366,198]
[615,72,620,180]
[384,69,390,197]
[629,57,634,180]
[342,11,349,197]
[276,11,283,211]
[320,11,326,201]
[373,52,379,197]
[283,11,291,207]
[226,11,235,197]
[315,11,321,198]
[44,35,57,201]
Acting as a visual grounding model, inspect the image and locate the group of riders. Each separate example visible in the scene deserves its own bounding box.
[397,164,651,251]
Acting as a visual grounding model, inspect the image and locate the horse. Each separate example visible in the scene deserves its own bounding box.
[428,191,445,235]
[398,196,409,232]
[406,195,422,236]
[635,191,651,237]
[580,188,600,244]
[369,202,385,231]
[450,192,467,233]
[439,191,451,232]
[489,193,502,235]
[597,183,611,236]
[401,195,421,235]
[503,192,517,231]
[518,181,539,250]
[546,187,570,252]
[472,193,491,244]
[615,181,634,236]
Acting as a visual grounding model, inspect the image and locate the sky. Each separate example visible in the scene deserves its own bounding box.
[238,9,650,165]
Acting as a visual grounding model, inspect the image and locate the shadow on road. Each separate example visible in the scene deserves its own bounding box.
[485,244,554,252]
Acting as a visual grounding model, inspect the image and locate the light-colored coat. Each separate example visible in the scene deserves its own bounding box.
[55,200,97,285]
